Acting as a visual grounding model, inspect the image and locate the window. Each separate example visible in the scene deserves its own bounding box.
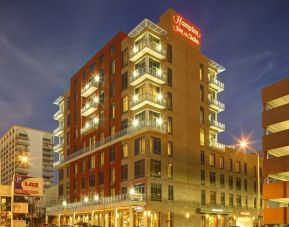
[167,44,172,63]
[110,103,115,119]
[121,73,128,91]
[59,169,64,181]
[229,194,234,207]
[209,154,215,166]
[237,195,242,207]
[254,198,257,208]
[200,150,205,165]
[81,159,85,174]
[210,172,216,185]
[109,147,115,162]
[122,96,129,113]
[201,170,205,185]
[122,143,128,159]
[220,174,225,187]
[110,45,115,55]
[200,107,204,123]
[135,183,145,194]
[122,49,128,67]
[245,196,248,208]
[167,68,172,87]
[200,128,205,145]
[100,152,104,167]
[151,183,162,201]
[229,159,233,171]
[81,177,85,190]
[99,171,104,185]
[244,179,248,192]
[82,71,87,80]
[254,165,257,177]
[89,156,95,169]
[199,64,204,81]
[201,190,206,205]
[99,55,104,65]
[168,141,173,157]
[150,137,161,154]
[168,185,174,201]
[110,60,115,75]
[167,116,173,134]
[210,191,216,205]
[99,69,104,84]
[110,168,115,183]
[89,174,95,187]
[229,176,233,189]
[59,184,64,196]
[221,192,225,206]
[236,161,241,173]
[109,81,115,97]
[89,62,96,73]
[219,157,224,169]
[134,159,145,178]
[134,137,145,155]
[200,85,204,102]
[167,92,173,110]
[73,181,78,192]
[236,177,241,191]
[150,159,161,178]
[121,165,128,181]
[121,119,128,129]
[254,181,257,193]
[168,162,173,179]
[244,162,248,175]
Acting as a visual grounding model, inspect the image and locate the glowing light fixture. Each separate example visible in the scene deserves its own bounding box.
[84,197,89,203]
[132,119,139,127]
[157,68,162,76]
[157,44,162,51]
[185,213,190,219]
[133,94,139,102]
[156,93,163,101]
[20,156,28,164]
[94,194,99,201]
[133,46,138,53]
[93,96,99,103]
[95,75,100,82]
[129,187,135,195]
[133,70,138,78]
[156,117,163,126]
[93,117,99,124]
[62,200,67,207]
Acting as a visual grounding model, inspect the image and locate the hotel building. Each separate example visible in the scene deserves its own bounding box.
[47,9,261,227]
[262,78,289,226]
[0,125,54,187]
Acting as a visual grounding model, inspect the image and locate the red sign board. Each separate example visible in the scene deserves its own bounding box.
[172,14,201,46]
[14,175,43,196]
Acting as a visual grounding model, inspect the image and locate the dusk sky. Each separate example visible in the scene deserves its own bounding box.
[1,0,289,150]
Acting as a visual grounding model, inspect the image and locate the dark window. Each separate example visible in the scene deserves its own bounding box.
[121,72,128,91]
[210,172,216,185]
[167,44,172,63]
[150,159,161,178]
[244,179,248,192]
[151,137,161,154]
[244,162,248,175]
[134,159,145,178]
[59,169,64,180]
[110,45,115,55]
[220,174,225,187]
[229,159,233,171]
[221,192,225,206]
[89,174,95,187]
[122,49,128,67]
[151,183,162,201]
[135,183,145,194]
[200,107,204,123]
[134,137,145,155]
[168,185,174,201]
[201,170,205,185]
[99,55,104,65]
[229,176,233,189]
[210,191,216,205]
[167,92,173,110]
[109,81,115,97]
[121,165,128,181]
[109,147,115,163]
[229,194,234,207]
[236,177,241,191]
[201,150,205,165]
[201,190,206,205]
[59,184,64,196]
[81,177,85,190]
[99,171,104,185]
[167,68,172,87]
[121,119,128,129]
[82,71,87,80]
[89,62,96,73]
[237,195,242,207]
[200,85,204,102]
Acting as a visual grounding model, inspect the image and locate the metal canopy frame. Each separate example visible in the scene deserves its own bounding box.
[128,19,167,38]
[208,59,226,73]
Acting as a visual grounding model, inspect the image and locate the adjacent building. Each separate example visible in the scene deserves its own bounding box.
[0,125,54,187]
[48,9,261,227]
[262,77,289,226]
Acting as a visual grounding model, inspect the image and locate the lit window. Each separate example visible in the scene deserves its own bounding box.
[122,143,128,158]
[167,141,173,157]
[209,154,215,166]
[168,162,173,179]
[100,152,104,167]
[122,96,129,112]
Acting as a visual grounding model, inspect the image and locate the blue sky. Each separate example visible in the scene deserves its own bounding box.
[0,0,289,150]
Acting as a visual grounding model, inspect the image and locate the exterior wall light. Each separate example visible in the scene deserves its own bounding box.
[156,93,163,101]
[84,197,89,203]
[94,194,99,201]
[156,117,163,126]
[132,119,139,127]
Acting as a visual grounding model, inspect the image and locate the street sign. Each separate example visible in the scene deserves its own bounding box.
[13,175,43,197]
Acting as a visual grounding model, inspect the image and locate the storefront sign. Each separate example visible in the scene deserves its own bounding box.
[212,208,224,213]
[14,175,43,196]
[240,211,251,216]
[13,203,28,214]
[172,14,201,46]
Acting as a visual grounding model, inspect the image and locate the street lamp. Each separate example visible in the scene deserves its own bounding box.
[238,139,261,227]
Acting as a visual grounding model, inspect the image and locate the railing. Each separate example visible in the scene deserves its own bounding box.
[130,66,166,84]
[46,193,146,213]
[208,98,225,110]
[130,39,165,59]
[81,101,97,114]
[53,142,64,151]
[53,109,64,119]
[130,92,166,109]
[54,125,64,135]
[209,120,225,131]
[81,80,98,95]
[16,134,28,140]
[209,141,225,150]
[65,120,166,164]
[80,121,98,135]
[208,77,224,89]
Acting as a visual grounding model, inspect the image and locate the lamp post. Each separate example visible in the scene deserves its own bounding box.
[239,140,261,227]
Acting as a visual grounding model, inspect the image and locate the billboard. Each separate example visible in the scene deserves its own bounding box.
[13,175,43,196]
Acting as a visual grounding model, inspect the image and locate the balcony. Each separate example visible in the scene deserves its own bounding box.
[208,77,224,92]
[264,155,289,176]
[54,125,64,137]
[130,39,166,62]
[54,143,64,153]
[53,109,64,121]
[81,79,98,97]
[209,98,225,112]
[209,120,225,132]
[81,101,98,117]
[209,141,225,151]
[130,66,166,86]
[15,167,29,175]
[46,193,146,215]
[264,129,289,156]
[264,207,289,225]
[81,121,98,135]
[130,92,166,111]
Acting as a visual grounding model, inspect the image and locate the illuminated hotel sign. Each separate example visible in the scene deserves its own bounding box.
[172,14,201,46]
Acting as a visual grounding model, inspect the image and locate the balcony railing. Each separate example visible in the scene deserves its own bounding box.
[54,125,64,136]
[208,77,224,92]
[81,121,98,135]
[208,98,225,112]
[209,120,225,132]
[15,167,29,174]
[46,193,146,214]
[63,120,166,165]
[130,92,166,111]
[81,80,98,97]
[130,39,166,62]
[209,141,225,151]
[130,66,166,86]
[53,109,64,120]
[81,101,98,117]
[53,142,64,153]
